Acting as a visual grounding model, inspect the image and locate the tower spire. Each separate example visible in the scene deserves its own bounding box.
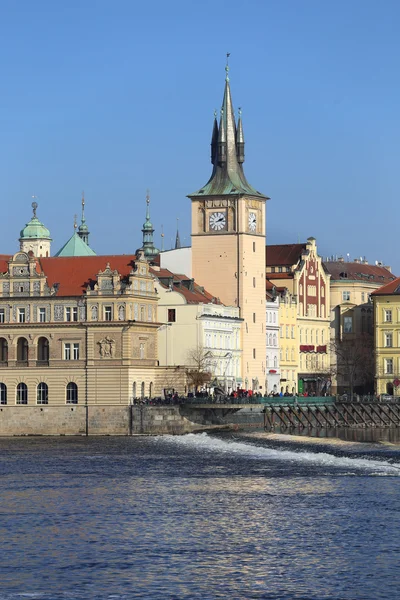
[175,218,181,249]
[77,191,90,245]
[189,55,267,198]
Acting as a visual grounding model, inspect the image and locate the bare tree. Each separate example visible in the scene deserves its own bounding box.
[185,345,214,391]
[331,334,375,397]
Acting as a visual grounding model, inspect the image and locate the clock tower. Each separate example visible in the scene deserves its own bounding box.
[188,63,268,392]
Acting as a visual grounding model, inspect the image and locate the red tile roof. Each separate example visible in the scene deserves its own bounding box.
[266,244,306,266]
[151,267,222,305]
[371,277,400,296]
[324,261,395,285]
[39,255,137,297]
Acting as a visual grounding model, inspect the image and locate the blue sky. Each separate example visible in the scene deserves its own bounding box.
[1,0,399,271]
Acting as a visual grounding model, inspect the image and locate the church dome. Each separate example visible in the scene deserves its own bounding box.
[19,216,51,240]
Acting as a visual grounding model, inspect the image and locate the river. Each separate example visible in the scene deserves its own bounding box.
[0,431,399,599]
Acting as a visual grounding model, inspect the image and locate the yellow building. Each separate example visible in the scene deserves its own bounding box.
[324,259,395,394]
[372,277,400,396]
[189,64,268,393]
[278,289,299,394]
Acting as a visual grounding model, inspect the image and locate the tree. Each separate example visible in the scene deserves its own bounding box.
[331,334,375,397]
[185,345,215,391]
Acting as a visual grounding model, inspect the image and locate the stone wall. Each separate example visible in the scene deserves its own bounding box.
[0,405,213,436]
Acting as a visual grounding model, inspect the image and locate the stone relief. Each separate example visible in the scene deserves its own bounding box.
[100,278,113,291]
[91,305,98,321]
[2,282,10,296]
[33,281,40,295]
[13,281,29,294]
[54,305,64,321]
[79,305,86,321]
[118,305,125,321]
[98,337,115,358]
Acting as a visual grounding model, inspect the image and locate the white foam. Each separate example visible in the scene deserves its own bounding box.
[158,433,400,475]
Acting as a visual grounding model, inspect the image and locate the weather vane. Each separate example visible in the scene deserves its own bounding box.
[225,52,230,81]
[31,196,38,217]
[146,189,150,205]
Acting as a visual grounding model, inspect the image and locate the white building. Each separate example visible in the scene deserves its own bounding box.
[152,267,242,392]
[266,287,280,393]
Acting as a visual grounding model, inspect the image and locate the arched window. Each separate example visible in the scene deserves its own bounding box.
[132,382,136,399]
[0,383,7,405]
[149,382,153,398]
[66,382,78,404]
[273,334,277,347]
[37,337,49,363]
[268,334,273,346]
[274,356,278,368]
[37,382,48,405]
[17,337,28,363]
[0,338,8,364]
[141,382,145,398]
[16,382,28,404]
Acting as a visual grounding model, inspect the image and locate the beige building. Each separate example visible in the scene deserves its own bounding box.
[267,238,331,394]
[153,268,242,392]
[0,247,173,405]
[189,66,267,392]
[324,259,395,394]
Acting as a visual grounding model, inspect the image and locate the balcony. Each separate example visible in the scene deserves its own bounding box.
[300,345,315,353]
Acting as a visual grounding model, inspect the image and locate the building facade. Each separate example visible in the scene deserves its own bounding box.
[154,268,242,392]
[372,277,400,397]
[189,65,267,392]
[0,250,170,405]
[278,289,298,395]
[267,238,331,394]
[266,284,280,393]
[325,259,395,394]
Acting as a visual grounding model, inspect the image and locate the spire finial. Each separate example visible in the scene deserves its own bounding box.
[74,214,78,230]
[225,52,230,82]
[175,218,181,249]
[81,191,86,223]
[146,188,150,205]
[214,109,217,118]
[238,106,242,117]
[31,196,38,218]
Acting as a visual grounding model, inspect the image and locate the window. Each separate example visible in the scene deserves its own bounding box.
[104,306,112,321]
[384,309,392,323]
[140,343,145,359]
[17,337,28,362]
[271,267,275,273]
[278,267,283,273]
[273,334,277,347]
[384,332,393,348]
[0,309,4,323]
[168,309,176,322]
[18,308,26,323]
[342,291,350,301]
[385,358,393,374]
[253,242,256,252]
[66,382,78,404]
[253,277,256,288]
[39,308,46,323]
[361,292,365,303]
[65,307,78,322]
[37,382,48,405]
[16,382,28,405]
[291,326,295,339]
[37,337,49,362]
[0,338,8,363]
[274,356,277,368]
[343,316,353,334]
[0,383,7,405]
[253,348,256,359]
[280,326,283,338]
[64,343,79,360]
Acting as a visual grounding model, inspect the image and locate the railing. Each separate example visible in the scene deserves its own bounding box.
[131,395,336,406]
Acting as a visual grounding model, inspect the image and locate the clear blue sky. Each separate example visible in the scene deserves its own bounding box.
[1,0,399,271]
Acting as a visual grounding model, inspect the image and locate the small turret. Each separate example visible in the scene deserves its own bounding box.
[19,200,52,257]
[77,192,90,245]
[236,107,245,164]
[139,191,159,261]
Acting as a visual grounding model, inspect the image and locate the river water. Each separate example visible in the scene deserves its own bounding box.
[0,432,399,600]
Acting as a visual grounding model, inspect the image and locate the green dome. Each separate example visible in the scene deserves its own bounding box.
[20,216,51,240]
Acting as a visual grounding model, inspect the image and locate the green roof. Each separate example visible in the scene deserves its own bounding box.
[55,232,96,257]
[20,216,52,240]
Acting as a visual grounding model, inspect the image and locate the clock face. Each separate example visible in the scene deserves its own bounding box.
[248,212,257,232]
[209,211,226,231]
